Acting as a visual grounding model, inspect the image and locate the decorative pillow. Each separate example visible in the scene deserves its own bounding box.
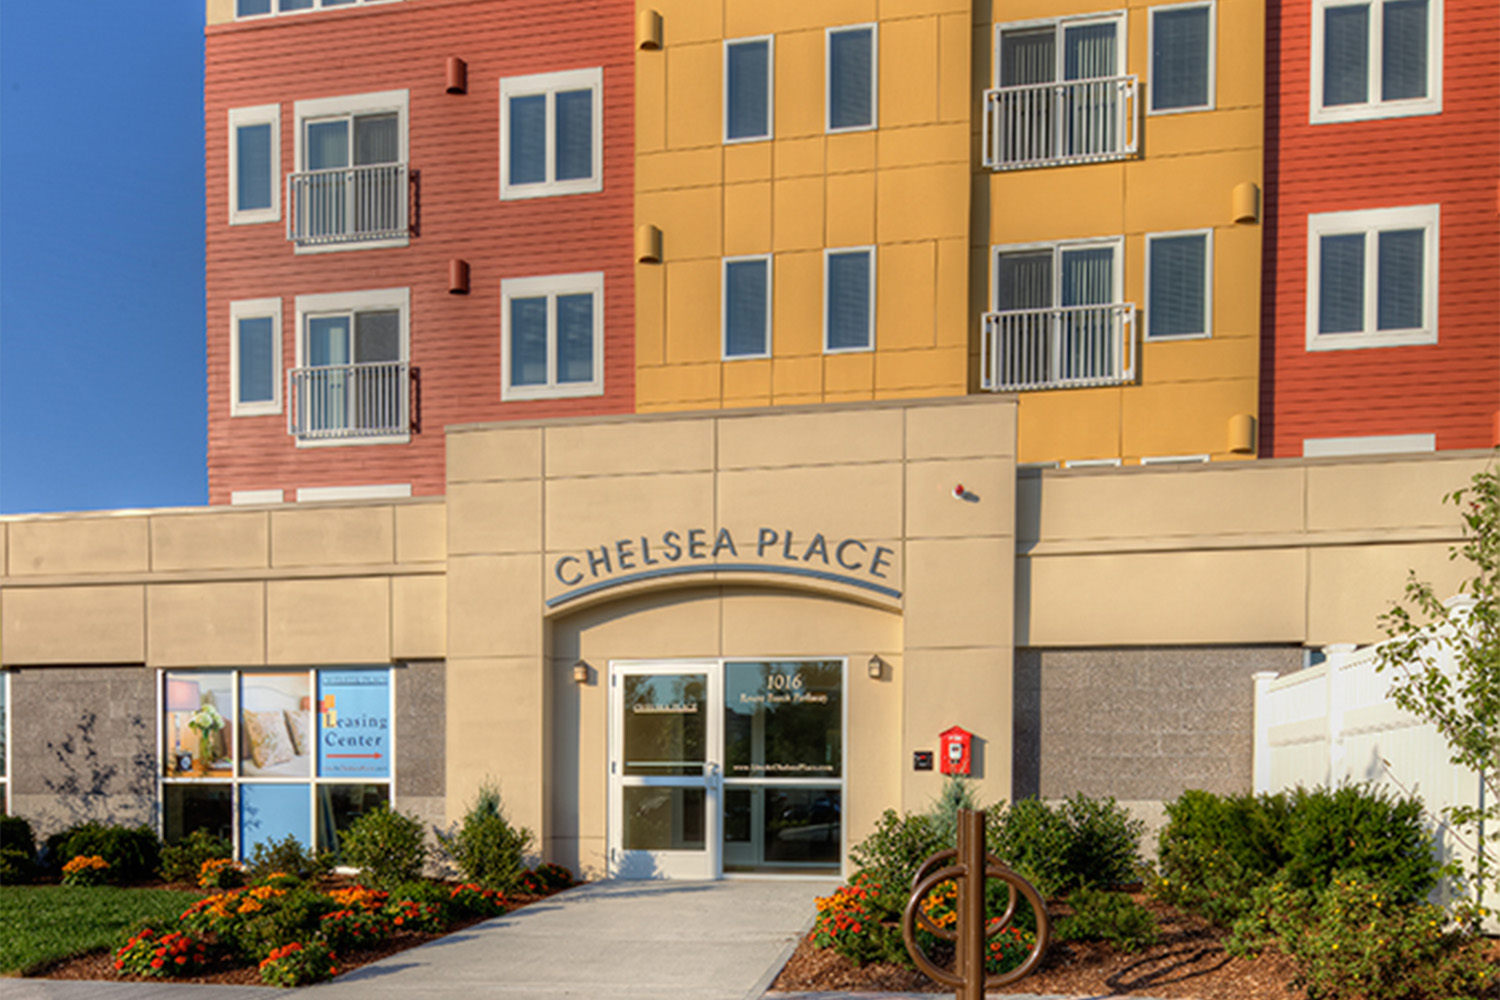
[243,710,294,770]
[283,709,310,757]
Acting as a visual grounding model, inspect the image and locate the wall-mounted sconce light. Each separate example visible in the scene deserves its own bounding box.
[572,660,590,684]
[867,655,884,680]
[446,56,467,95]
[448,258,470,295]
[637,9,662,50]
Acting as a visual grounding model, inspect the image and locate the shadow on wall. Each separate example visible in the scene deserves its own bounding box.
[38,709,157,837]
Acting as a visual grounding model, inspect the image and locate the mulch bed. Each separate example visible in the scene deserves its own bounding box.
[25,883,554,986]
[774,895,1301,999]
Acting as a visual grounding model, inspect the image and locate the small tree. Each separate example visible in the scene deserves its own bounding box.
[1376,460,1500,923]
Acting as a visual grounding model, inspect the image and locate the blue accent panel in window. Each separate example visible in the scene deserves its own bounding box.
[555,90,593,182]
[1376,229,1423,330]
[240,783,311,856]
[827,252,871,351]
[1148,235,1206,337]
[238,317,276,403]
[1152,6,1210,110]
[510,297,549,386]
[1319,233,1365,333]
[727,40,770,140]
[236,124,273,212]
[1324,5,1369,106]
[1382,0,1428,100]
[725,259,769,357]
[509,94,547,185]
[829,29,873,130]
[556,293,595,383]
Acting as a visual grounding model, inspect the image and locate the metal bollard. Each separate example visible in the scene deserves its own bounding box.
[901,808,1050,1000]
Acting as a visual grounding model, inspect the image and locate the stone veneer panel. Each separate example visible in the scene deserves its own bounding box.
[1012,646,1304,802]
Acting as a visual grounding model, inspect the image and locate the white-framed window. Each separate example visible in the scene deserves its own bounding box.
[291,287,410,444]
[1149,2,1214,113]
[501,272,605,401]
[827,25,877,132]
[1310,0,1442,123]
[1305,204,1438,351]
[1145,230,1212,340]
[725,36,774,143]
[1140,453,1211,464]
[993,237,1125,314]
[1,670,9,815]
[290,90,409,251]
[228,104,281,225]
[230,297,283,416]
[995,13,1128,89]
[825,247,875,353]
[158,667,393,857]
[499,68,604,201]
[235,0,403,19]
[723,256,772,359]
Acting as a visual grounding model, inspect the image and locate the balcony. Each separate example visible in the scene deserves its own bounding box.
[286,162,409,247]
[287,361,410,443]
[981,304,1135,392]
[982,76,1139,171]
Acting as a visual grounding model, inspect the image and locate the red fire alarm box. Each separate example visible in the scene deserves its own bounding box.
[939,726,972,776]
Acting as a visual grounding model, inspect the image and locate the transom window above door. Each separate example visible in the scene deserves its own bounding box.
[984,15,1139,170]
[289,91,409,250]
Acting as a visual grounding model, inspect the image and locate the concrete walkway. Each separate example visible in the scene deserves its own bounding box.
[3,880,1160,1000]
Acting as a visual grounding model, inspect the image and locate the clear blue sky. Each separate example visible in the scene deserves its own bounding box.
[1,2,206,514]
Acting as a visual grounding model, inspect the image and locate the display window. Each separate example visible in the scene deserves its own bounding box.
[159,667,392,858]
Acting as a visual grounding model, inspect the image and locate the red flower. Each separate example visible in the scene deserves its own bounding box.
[114,960,124,970]
[176,956,187,965]
[151,959,164,970]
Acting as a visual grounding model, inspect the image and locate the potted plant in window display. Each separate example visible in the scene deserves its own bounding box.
[186,703,226,777]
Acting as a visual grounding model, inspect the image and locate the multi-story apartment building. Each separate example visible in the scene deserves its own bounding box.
[1,0,1490,884]
[1260,0,1500,458]
[204,0,636,504]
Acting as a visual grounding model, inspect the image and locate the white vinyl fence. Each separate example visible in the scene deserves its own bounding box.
[1252,624,1493,926]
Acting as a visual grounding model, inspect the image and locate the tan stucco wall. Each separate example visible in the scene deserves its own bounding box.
[0,498,447,666]
[1017,450,1486,648]
[444,396,1020,870]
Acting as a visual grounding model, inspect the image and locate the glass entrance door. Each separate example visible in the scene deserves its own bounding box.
[608,664,720,879]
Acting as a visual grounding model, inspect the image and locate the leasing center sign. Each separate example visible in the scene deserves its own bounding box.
[546,526,901,608]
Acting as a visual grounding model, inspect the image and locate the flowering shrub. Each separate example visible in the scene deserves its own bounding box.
[448,882,508,918]
[328,885,389,913]
[385,898,447,934]
[811,873,891,966]
[252,870,302,891]
[113,928,212,978]
[61,854,112,887]
[198,857,245,889]
[533,862,574,891]
[319,907,393,951]
[515,869,545,894]
[985,925,1036,976]
[258,941,338,987]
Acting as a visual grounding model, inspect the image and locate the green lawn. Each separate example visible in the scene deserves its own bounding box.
[0,885,204,975]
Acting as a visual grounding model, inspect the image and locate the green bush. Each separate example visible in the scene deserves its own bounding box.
[1280,785,1435,904]
[245,835,333,883]
[987,794,1144,897]
[848,808,945,899]
[1240,872,1494,1000]
[437,783,533,892]
[1054,888,1159,952]
[1,815,37,884]
[159,830,232,884]
[46,823,161,883]
[339,807,428,889]
[1157,785,1436,927]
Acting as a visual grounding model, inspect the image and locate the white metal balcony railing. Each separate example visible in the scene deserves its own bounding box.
[286,162,408,246]
[981,303,1136,392]
[287,361,410,441]
[982,76,1139,171]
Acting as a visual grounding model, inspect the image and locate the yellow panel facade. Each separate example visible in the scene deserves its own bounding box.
[978,0,1265,464]
[636,1,973,413]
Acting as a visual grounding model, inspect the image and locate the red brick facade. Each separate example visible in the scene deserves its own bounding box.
[205,0,635,503]
[1260,0,1500,457]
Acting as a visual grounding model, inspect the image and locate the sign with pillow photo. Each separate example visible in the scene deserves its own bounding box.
[240,672,313,778]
